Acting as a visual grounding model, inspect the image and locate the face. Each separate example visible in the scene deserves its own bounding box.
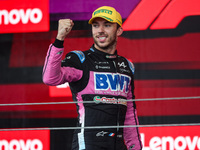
[92,18,123,53]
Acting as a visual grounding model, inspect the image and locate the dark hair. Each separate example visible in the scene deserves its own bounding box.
[117,24,121,29]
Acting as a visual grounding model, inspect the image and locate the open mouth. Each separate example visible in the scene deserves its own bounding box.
[98,36,107,42]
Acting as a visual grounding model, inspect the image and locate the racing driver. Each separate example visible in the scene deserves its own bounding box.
[43,6,142,150]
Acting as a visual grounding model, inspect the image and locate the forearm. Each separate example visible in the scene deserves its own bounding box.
[43,39,83,86]
[42,41,65,86]
[124,101,143,150]
[42,18,76,85]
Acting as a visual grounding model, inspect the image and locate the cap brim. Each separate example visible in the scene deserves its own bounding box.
[88,16,114,25]
[88,17,95,24]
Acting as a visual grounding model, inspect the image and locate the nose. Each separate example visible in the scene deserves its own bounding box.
[98,25,105,33]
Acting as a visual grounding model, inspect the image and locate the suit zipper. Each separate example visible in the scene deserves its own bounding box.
[113,60,119,129]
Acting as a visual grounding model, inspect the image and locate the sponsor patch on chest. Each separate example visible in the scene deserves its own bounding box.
[94,72,131,93]
[94,96,127,106]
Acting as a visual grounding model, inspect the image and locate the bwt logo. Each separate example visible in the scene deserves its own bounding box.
[0,8,42,25]
[94,73,131,93]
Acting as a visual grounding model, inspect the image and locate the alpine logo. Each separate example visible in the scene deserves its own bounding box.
[122,0,200,30]
[94,72,131,93]
[118,62,127,68]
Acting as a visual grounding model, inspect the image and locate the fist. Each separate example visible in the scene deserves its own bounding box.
[56,19,74,41]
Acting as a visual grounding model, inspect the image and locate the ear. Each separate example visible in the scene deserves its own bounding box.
[117,27,123,36]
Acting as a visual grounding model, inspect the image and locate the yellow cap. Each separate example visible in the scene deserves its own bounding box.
[88,6,122,26]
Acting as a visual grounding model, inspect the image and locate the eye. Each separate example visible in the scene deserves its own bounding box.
[92,24,99,28]
[105,24,111,27]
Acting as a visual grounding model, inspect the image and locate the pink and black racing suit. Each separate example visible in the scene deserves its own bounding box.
[43,39,142,150]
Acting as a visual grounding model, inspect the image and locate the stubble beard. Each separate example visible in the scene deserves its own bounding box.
[93,34,117,51]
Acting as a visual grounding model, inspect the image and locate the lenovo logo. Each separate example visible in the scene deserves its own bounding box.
[0,8,42,25]
[0,130,50,150]
[140,126,200,150]
[0,0,49,33]
[0,139,43,150]
[141,133,200,150]
[122,0,200,30]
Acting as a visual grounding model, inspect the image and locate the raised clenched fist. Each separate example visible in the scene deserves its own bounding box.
[56,19,74,41]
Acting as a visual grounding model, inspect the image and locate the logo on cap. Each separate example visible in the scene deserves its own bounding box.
[88,6,122,26]
[94,9,112,15]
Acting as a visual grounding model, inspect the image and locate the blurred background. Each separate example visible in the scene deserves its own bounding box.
[0,0,200,149]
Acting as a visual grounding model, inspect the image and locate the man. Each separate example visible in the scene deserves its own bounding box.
[43,6,142,150]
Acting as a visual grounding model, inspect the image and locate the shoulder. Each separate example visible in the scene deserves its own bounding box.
[126,59,135,75]
[70,50,86,63]
[63,49,92,64]
[119,56,135,75]
[61,50,87,69]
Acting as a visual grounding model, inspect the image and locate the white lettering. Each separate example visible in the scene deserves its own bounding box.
[0,139,43,150]
[149,137,161,150]
[0,140,8,150]
[29,8,42,24]
[30,139,43,150]
[162,136,174,150]
[197,138,200,149]
[9,140,20,150]
[186,136,198,150]
[141,133,150,150]
[141,133,200,150]
[0,8,43,25]
[19,9,31,24]
[20,139,31,150]
[0,10,9,24]
[9,9,20,24]
[174,136,187,150]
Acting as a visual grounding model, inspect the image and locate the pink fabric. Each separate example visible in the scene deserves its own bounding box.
[124,102,142,149]
[124,86,142,149]
[43,44,83,86]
